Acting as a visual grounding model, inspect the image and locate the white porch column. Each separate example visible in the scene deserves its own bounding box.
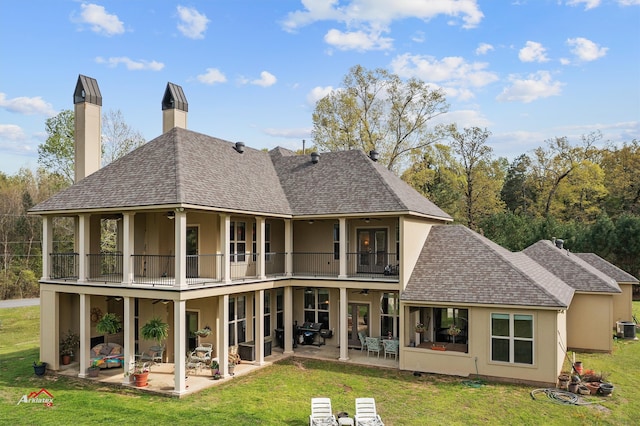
[218,295,230,376]
[174,209,187,288]
[122,213,135,285]
[256,217,266,279]
[78,293,90,377]
[284,219,293,277]
[41,216,53,280]
[255,289,265,365]
[78,214,90,282]
[338,217,347,278]
[220,214,231,283]
[173,300,187,395]
[283,286,294,354]
[339,287,349,361]
[122,296,135,383]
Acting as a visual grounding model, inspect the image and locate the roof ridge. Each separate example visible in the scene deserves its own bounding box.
[359,151,406,209]
[172,128,184,203]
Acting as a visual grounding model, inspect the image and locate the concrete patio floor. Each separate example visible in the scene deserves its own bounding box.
[54,344,399,397]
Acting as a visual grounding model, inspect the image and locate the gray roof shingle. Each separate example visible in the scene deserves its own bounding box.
[574,253,639,284]
[523,241,621,293]
[402,225,574,308]
[31,128,452,221]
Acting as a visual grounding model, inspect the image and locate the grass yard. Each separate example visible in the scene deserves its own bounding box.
[1,304,639,425]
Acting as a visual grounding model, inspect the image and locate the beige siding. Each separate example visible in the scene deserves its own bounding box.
[567,293,613,352]
[613,284,634,324]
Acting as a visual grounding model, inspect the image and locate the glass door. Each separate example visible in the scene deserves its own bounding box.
[357,229,387,274]
[348,303,369,347]
[186,310,199,351]
[186,226,198,278]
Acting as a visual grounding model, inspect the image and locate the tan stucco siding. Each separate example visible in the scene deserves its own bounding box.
[566,293,614,352]
[400,305,562,386]
[613,284,634,324]
[399,217,433,290]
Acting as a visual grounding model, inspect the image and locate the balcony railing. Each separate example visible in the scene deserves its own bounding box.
[49,253,78,280]
[47,251,399,285]
[87,253,123,283]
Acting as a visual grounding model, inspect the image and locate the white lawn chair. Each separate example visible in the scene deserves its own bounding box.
[309,397,339,426]
[354,398,384,426]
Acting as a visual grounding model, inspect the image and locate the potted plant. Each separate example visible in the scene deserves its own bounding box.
[415,323,426,333]
[33,361,47,376]
[60,329,80,365]
[210,360,221,380]
[126,361,150,387]
[195,325,212,338]
[448,323,461,343]
[88,361,100,377]
[95,312,122,344]
[141,317,169,345]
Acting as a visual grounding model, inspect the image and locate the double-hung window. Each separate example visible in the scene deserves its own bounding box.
[230,221,246,262]
[491,313,533,364]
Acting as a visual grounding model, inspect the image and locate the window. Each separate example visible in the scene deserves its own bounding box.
[264,291,271,337]
[333,224,340,260]
[380,292,399,338]
[228,296,246,345]
[252,222,271,261]
[304,288,330,329]
[230,221,246,262]
[491,313,533,364]
[276,289,284,329]
[434,307,468,351]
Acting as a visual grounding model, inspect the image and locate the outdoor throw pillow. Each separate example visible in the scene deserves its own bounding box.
[100,345,112,355]
[110,346,121,355]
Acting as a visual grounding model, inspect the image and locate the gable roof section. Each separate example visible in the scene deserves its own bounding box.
[270,148,452,219]
[402,225,574,308]
[523,241,621,293]
[31,128,292,215]
[574,253,639,284]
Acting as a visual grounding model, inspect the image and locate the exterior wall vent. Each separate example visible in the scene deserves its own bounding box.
[311,152,320,164]
[369,150,379,161]
[235,141,245,153]
[555,238,564,249]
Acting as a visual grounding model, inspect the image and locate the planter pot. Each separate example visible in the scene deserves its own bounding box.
[133,372,149,387]
[557,374,570,390]
[585,382,601,395]
[577,385,590,395]
[228,364,236,376]
[599,383,614,396]
[574,361,583,376]
[33,362,47,377]
[62,355,71,365]
[88,367,100,377]
[568,383,580,394]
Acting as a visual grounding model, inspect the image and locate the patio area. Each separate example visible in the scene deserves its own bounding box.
[54,344,399,397]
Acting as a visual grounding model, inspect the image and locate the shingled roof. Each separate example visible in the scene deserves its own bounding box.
[574,253,639,285]
[402,225,574,308]
[31,127,452,221]
[270,148,452,218]
[523,241,621,293]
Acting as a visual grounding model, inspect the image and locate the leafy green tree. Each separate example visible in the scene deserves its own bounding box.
[312,65,449,173]
[101,109,146,166]
[600,140,640,217]
[501,154,534,216]
[38,109,75,183]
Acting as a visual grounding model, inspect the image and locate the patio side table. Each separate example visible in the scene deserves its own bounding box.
[338,417,354,426]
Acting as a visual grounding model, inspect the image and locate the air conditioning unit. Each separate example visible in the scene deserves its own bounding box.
[616,321,637,339]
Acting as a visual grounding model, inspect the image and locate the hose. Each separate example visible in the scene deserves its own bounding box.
[530,388,600,406]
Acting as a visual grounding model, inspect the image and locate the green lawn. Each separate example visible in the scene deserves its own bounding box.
[1,304,639,425]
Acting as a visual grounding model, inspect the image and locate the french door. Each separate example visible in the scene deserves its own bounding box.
[357,229,387,273]
[186,226,198,278]
[348,303,370,347]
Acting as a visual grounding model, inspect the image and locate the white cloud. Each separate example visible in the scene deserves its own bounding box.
[95,57,164,71]
[197,68,227,85]
[412,31,426,43]
[435,109,492,128]
[519,41,549,63]
[496,71,564,103]
[307,86,335,106]
[250,71,277,87]
[618,0,640,5]
[263,127,312,139]
[0,93,57,116]
[566,0,601,10]
[177,6,209,39]
[0,124,27,142]
[475,43,494,55]
[567,37,608,61]
[281,0,484,50]
[390,53,499,100]
[324,28,393,51]
[74,3,124,36]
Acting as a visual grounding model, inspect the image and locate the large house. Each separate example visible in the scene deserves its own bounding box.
[30,76,637,395]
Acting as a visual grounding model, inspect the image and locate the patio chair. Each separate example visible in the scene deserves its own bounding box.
[382,339,398,360]
[138,345,164,364]
[364,337,381,358]
[228,345,241,365]
[354,398,384,426]
[309,397,339,426]
[358,332,368,352]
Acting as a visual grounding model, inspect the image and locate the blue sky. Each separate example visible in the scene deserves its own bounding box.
[1,0,638,175]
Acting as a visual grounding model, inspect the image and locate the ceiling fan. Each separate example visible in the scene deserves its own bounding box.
[352,289,369,295]
[152,299,170,304]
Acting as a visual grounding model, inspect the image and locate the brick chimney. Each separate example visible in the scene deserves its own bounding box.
[162,82,188,133]
[73,75,102,182]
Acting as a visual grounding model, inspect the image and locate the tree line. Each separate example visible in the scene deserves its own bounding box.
[1,65,638,299]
